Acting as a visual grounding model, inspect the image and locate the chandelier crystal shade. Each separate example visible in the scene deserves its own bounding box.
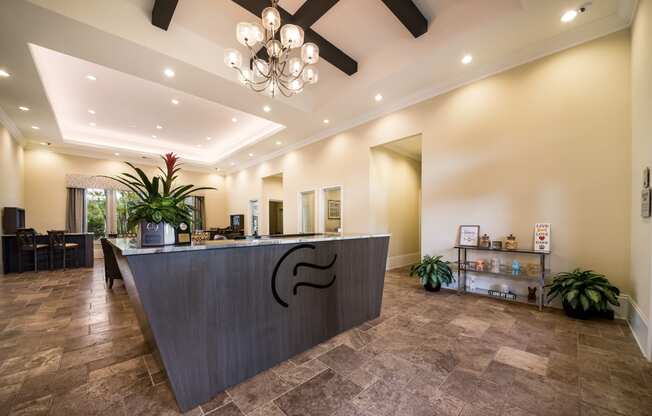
[224,0,320,98]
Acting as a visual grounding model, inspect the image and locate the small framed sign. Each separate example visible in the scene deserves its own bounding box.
[328,200,341,219]
[458,225,480,247]
[175,221,192,245]
[642,189,651,218]
[533,223,551,253]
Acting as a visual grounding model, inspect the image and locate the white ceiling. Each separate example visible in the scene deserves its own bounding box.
[0,0,636,172]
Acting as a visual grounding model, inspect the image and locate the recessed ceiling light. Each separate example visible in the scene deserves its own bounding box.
[232,117,238,123]
[152,135,157,139]
[19,106,30,111]
[248,153,254,157]
[275,141,282,145]
[206,137,212,141]
[0,69,10,78]
[263,105,271,113]
[374,94,383,102]
[171,99,180,105]
[461,54,473,65]
[323,119,330,124]
[230,162,236,166]
[163,68,175,78]
[156,125,163,130]
[114,152,120,156]
[561,9,578,22]
[88,109,96,115]
[86,75,97,81]
[31,125,40,130]
[89,122,96,127]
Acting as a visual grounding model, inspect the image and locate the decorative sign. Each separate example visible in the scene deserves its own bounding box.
[487,289,517,301]
[458,225,480,247]
[175,221,192,245]
[533,223,551,253]
[328,200,341,219]
[642,189,651,219]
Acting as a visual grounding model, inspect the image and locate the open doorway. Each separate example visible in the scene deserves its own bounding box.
[321,186,342,234]
[262,173,284,235]
[249,200,259,235]
[370,134,422,270]
[299,190,316,233]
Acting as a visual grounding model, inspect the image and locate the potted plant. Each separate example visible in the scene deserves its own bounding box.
[546,269,620,320]
[409,255,455,292]
[105,153,215,247]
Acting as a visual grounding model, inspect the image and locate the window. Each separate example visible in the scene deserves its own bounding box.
[116,190,139,236]
[86,188,107,239]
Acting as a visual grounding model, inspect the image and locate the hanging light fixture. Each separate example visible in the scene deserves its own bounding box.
[224,0,320,98]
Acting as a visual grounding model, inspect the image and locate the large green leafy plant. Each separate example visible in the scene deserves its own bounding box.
[104,153,215,228]
[409,255,455,291]
[546,269,620,318]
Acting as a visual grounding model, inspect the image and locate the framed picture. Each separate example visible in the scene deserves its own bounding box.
[328,200,341,219]
[533,223,551,253]
[458,225,480,247]
[644,167,650,189]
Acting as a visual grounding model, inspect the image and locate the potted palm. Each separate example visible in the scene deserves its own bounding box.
[409,255,455,292]
[105,153,215,247]
[546,269,620,320]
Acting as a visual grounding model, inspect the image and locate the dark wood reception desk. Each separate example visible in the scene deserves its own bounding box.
[109,234,389,411]
[2,232,94,274]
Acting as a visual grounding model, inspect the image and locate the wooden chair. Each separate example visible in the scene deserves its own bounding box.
[16,228,49,273]
[100,238,123,288]
[48,230,80,270]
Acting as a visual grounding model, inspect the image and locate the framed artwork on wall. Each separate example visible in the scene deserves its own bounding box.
[328,200,341,219]
[458,225,480,247]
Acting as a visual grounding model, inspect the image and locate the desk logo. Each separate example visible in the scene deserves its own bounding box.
[271,244,337,308]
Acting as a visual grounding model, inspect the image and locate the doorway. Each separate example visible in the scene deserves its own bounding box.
[269,200,284,235]
[299,190,316,233]
[249,200,259,235]
[321,186,342,233]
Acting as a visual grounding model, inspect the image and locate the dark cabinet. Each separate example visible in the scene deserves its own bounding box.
[2,207,25,235]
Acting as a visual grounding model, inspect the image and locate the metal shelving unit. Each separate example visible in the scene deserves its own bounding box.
[454,245,550,311]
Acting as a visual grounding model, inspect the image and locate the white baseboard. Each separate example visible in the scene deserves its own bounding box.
[623,295,650,361]
[386,252,420,270]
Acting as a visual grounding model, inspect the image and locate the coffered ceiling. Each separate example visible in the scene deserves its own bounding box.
[0,0,637,172]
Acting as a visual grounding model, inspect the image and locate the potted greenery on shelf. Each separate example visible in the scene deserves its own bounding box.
[546,269,620,320]
[105,153,215,247]
[409,255,455,292]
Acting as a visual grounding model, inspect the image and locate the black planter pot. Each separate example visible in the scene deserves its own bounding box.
[562,301,592,320]
[424,282,442,292]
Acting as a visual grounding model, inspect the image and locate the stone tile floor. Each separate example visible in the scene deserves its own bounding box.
[0,265,651,416]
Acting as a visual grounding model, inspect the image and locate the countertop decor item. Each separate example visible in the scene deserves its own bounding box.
[491,240,502,250]
[546,269,620,320]
[458,225,480,247]
[511,260,521,275]
[479,234,491,249]
[104,153,215,247]
[223,0,320,97]
[410,255,455,292]
[505,234,518,250]
[534,223,551,253]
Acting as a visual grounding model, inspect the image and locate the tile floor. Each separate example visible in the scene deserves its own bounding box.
[0,265,651,416]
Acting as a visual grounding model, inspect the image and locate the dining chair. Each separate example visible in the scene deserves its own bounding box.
[48,230,80,270]
[16,228,49,273]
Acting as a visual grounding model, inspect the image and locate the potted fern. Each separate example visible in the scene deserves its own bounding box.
[104,153,215,247]
[546,269,620,320]
[409,255,455,292]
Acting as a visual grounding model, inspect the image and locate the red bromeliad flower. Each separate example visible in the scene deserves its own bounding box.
[163,152,179,178]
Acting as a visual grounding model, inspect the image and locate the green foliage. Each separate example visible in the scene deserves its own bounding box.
[409,255,455,288]
[102,153,215,228]
[546,269,620,312]
[86,189,106,238]
[116,191,139,235]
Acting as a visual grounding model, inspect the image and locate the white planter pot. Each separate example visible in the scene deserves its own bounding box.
[139,221,176,247]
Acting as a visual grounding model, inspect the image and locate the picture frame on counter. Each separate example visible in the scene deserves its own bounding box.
[458,225,480,247]
[533,223,551,253]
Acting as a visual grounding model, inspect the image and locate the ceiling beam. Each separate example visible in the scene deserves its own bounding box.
[292,0,340,28]
[380,0,428,38]
[231,0,358,76]
[152,0,179,31]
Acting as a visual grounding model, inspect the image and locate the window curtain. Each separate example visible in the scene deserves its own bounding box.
[192,196,206,231]
[65,188,87,233]
[105,189,117,235]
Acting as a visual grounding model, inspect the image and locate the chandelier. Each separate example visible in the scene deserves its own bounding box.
[224,0,320,98]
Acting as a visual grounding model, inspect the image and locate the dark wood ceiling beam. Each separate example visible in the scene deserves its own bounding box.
[152,0,179,31]
[292,0,340,28]
[380,0,428,38]
[232,0,357,75]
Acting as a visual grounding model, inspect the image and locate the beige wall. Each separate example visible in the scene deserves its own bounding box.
[370,145,421,265]
[631,0,652,335]
[23,149,229,232]
[0,124,25,274]
[225,30,632,292]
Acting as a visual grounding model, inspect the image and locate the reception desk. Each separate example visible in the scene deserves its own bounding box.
[109,234,389,411]
[2,232,94,274]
